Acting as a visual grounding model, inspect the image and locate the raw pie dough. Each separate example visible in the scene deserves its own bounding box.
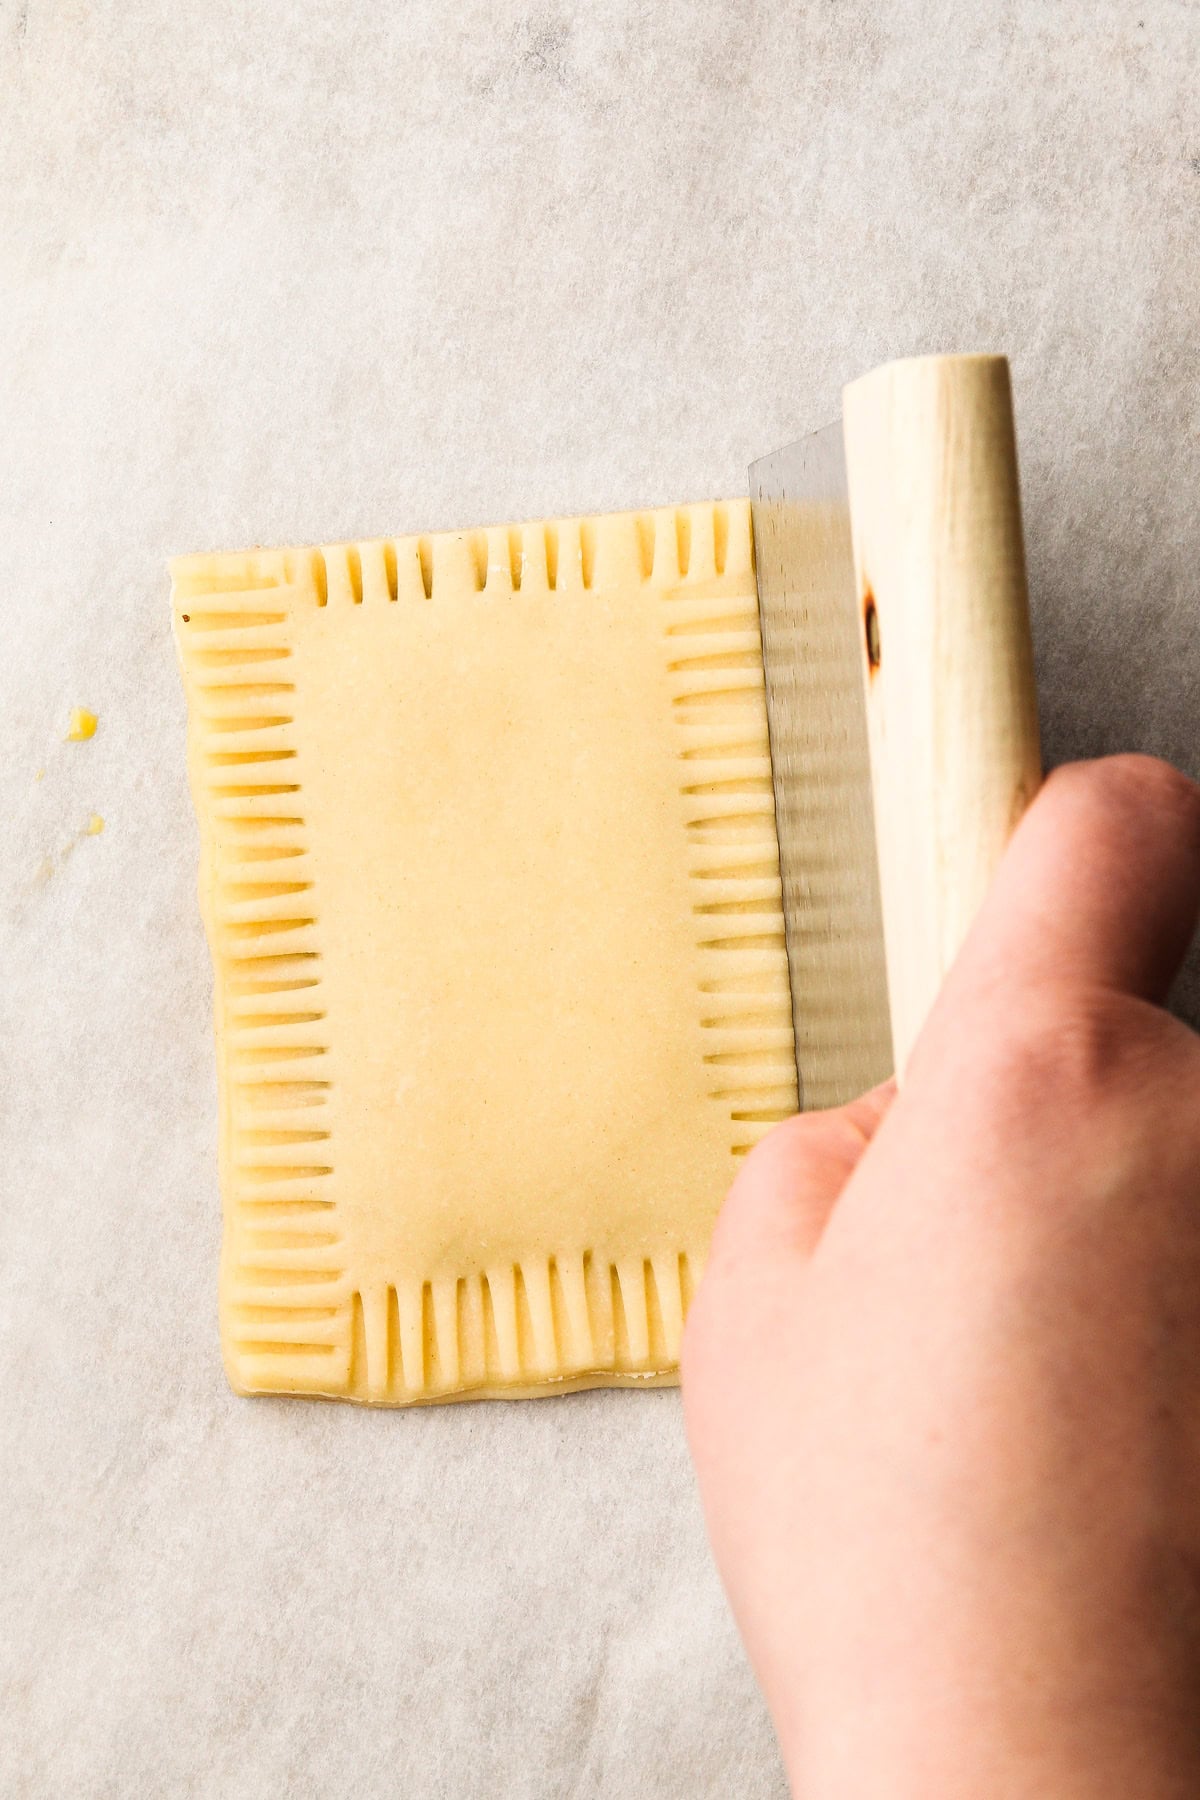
[172,501,796,1403]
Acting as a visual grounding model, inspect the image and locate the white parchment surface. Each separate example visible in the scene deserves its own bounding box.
[3,3,1199,1794]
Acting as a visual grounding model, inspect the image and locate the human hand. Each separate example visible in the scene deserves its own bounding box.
[683,756,1200,1799]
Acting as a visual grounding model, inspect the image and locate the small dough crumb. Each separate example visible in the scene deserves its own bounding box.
[35,768,45,782]
[67,708,98,741]
[86,814,105,836]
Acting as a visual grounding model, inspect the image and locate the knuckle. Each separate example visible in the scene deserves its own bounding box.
[709,1117,805,1243]
[710,1109,862,1257]
[743,1109,865,1189]
[961,985,1135,1114]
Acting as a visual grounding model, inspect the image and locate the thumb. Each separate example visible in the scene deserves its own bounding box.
[706,1081,896,1270]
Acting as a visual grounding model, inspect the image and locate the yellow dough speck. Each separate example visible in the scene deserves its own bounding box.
[66,708,98,741]
[86,814,105,836]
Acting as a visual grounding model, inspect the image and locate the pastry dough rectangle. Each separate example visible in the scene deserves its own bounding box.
[172,501,796,1403]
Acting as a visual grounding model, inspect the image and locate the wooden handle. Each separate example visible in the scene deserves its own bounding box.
[842,353,1042,1075]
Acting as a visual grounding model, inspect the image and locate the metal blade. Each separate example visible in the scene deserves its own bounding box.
[750,421,893,1109]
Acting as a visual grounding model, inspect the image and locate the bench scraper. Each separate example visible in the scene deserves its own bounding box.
[749,353,1042,1111]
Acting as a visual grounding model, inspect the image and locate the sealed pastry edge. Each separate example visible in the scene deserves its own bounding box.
[172,501,797,1404]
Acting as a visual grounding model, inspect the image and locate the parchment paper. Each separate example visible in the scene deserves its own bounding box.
[3,3,1198,1794]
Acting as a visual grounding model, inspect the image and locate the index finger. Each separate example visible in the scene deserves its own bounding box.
[931,755,1200,1020]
